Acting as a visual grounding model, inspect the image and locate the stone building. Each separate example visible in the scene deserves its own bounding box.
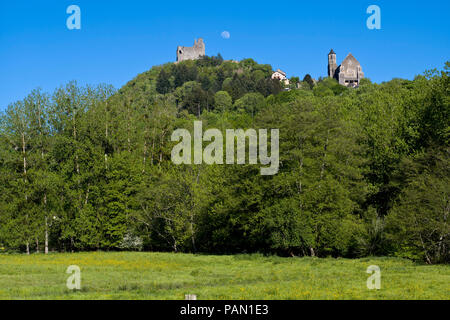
[328,49,364,87]
[176,38,206,62]
[272,69,290,85]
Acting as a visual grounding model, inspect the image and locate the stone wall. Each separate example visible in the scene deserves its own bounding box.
[176,38,206,62]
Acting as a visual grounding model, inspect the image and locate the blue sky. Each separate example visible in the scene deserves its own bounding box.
[0,0,449,110]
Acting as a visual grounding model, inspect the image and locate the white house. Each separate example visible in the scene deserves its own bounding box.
[271,69,290,85]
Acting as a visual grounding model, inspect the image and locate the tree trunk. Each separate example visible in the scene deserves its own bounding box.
[143,116,148,173]
[105,102,109,169]
[127,99,132,153]
[159,129,167,164]
[22,132,27,176]
[151,127,156,165]
[437,198,449,262]
[22,129,30,256]
[190,217,196,253]
[173,239,177,253]
[72,113,80,175]
[45,215,49,255]
[37,103,49,256]
[320,130,329,181]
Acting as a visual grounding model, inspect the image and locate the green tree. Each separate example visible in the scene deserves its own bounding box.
[214,91,232,113]
[156,68,171,94]
[386,148,449,263]
[234,92,265,118]
[303,74,314,89]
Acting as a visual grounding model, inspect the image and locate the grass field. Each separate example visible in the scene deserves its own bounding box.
[0,252,448,300]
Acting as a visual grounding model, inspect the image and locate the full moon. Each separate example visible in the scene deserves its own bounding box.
[221,31,230,39]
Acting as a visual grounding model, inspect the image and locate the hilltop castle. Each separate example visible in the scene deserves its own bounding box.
[176,38,206,62]
[174,41,365,88]
[328,49,364,87]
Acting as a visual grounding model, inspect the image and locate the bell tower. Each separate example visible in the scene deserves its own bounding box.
[328,49,337,79]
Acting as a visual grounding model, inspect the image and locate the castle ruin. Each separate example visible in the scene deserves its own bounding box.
[176,38,206,62]
[328,49,364,87]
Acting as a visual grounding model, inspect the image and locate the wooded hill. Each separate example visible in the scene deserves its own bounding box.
[0,56,448,264]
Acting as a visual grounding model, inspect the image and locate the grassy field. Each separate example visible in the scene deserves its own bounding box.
[0,252,448,300]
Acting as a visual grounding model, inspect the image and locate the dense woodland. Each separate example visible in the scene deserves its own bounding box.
[0,56,448,264]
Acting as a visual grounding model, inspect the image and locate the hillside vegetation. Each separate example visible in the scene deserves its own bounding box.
[0,57,449,264]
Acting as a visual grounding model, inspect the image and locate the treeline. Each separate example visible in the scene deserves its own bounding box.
[0,58,448,264]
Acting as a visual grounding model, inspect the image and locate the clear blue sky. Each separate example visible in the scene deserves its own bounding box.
[1,0,449,110]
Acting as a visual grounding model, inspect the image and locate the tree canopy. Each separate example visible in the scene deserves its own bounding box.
[0,58,448,264]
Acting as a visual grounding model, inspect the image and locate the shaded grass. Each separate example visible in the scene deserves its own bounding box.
[0,252,448,300]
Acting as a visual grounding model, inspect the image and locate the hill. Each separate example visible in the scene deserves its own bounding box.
[0,58,448,264]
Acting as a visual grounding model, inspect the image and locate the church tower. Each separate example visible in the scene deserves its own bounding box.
[328,49,337,79]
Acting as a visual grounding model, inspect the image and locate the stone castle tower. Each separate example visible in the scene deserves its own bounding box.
[328,49,338,81]
[328,49,364,87]
[176,38,206,62]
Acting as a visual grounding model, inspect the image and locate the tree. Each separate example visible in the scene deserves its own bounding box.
[303,74,314,89]
[214,91,232,113]
[156,69,171,94]
[2,100,35,253]
[386,148,449,264]
[234,92,265,118]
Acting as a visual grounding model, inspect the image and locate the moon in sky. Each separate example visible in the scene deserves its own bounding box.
[221,31,230,39]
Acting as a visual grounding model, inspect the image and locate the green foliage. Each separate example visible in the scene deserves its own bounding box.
[156,68,171,94]
[234,92,265,117]
[314,78,348,96]
[214,91,232,113]
[303,74,314,89]
[0,60,448,264]
[386,148,449,263]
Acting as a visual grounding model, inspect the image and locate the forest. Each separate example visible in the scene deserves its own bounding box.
[0,56,448,264]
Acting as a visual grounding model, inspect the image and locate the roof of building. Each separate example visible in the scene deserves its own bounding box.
[341,53,361,67]
[274,69,287,76]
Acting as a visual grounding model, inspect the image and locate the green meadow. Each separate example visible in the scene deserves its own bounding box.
[0,252,448,300]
